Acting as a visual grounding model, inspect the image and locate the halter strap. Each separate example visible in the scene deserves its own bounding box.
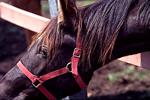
[17,33,87,99]
[17,61,70,99]
[71,33,87,89]
[17,48,87,99]
[71,48,87,89]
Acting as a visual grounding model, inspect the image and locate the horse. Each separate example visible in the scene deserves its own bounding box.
[0,0,150,99]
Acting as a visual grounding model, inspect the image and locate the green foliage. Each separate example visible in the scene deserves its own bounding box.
[41,2,49,13]
[108,66,150,84]
[84,0,96,5]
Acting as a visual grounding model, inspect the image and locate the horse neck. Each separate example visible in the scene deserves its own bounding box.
[78,0,144,71]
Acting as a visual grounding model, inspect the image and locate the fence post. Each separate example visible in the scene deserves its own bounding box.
[48,0,58,18]
[48,0,76,18]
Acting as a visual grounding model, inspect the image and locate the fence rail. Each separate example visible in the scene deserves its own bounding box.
[0,2,49,33]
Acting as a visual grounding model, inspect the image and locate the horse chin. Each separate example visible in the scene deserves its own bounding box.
[13,93,28,100]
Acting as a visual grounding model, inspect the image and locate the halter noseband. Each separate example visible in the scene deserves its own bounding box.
[17,39,87,99]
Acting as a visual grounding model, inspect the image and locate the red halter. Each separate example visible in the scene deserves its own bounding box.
[17,39,87,99]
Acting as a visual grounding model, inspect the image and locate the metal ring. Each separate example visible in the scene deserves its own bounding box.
[66,62,72,72]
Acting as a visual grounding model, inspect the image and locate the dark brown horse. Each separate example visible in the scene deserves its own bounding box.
[0,0,150,99]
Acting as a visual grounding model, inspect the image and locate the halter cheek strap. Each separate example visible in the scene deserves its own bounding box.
[71,48,87,89]
[17,48,87,100]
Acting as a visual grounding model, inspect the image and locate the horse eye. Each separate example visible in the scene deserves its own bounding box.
[38,46,47,56]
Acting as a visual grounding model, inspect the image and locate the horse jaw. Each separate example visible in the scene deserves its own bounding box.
[13,93,28,100]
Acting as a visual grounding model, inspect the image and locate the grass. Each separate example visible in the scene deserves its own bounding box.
[108,66,150,84]
[84,0,97,5]
[41,1,50,13]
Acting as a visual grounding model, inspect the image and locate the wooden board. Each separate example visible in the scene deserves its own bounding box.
[118,52,150,69]
[0,2,50,33]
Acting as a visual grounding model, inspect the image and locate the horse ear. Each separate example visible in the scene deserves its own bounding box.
[57,0,78,26]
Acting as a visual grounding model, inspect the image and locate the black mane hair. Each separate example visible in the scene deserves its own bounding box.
[80,0,133,65]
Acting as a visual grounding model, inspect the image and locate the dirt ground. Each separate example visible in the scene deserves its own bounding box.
[1,18,150,99]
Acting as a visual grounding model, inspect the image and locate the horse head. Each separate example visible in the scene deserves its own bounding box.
[0,0,93,99]
[0,0,150,99]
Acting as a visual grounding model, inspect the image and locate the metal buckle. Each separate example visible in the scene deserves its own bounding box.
[66,62,72,72]
[73,48,81,58]
[32,79,41,88]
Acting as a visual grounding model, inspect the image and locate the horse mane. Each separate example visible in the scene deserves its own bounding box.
[30,0,134,66]
[138,0,150,26]
[80,0,133,66]
[30,17,63,62]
